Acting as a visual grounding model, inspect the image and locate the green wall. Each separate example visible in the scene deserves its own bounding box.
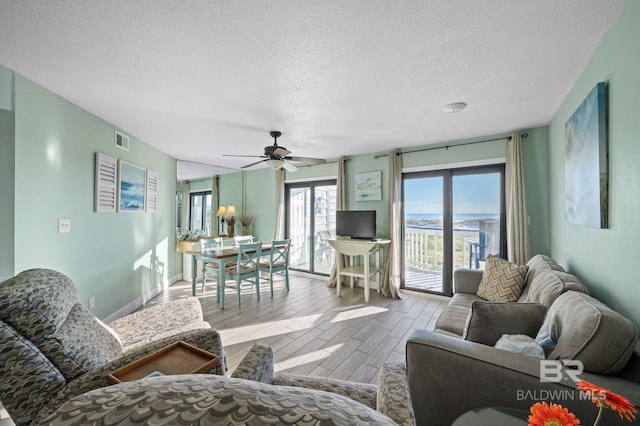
[12,74,178,319]
[0,66,15,281]
[548,1,640,326]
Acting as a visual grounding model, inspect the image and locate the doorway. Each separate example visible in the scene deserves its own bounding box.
[285,180,337,275]
[402,165,505,296]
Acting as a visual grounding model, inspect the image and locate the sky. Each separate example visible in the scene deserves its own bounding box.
[404,172,501,215]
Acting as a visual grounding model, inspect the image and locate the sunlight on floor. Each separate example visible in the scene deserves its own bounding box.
[220,313,324,345]
[330,305,388,322]
[274,344,342,371]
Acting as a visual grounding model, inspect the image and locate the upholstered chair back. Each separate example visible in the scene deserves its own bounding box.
[0,269,124,424]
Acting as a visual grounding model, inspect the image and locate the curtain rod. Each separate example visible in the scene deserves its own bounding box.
[373,133,528,159]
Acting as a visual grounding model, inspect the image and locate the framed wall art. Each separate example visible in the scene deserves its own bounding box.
[118,160,146,212]
[564,81,608,228]
[355,170,382,201]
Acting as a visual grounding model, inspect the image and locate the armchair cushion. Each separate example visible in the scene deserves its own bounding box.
[462,301,547,346]
[0,320,66,426]
[477,255,528,302]
[37,303,123,380]
[230,343,274,383]
[0,269,78,341]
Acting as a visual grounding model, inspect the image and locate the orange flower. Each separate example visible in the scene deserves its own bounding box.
[577,379,637,422]
[528,401,581,426]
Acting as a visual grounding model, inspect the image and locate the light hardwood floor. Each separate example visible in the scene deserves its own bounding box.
[144,271,450,385]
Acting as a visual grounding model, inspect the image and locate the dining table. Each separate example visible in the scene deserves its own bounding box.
[185,242,274,297]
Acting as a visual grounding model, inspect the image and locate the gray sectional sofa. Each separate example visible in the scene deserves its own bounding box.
[406,254,640,425]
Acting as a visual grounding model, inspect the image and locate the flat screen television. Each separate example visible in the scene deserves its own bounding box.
[336,210,377,240]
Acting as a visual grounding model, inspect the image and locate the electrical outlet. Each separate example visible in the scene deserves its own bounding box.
[89,296,95,309]
[58,218,71,233]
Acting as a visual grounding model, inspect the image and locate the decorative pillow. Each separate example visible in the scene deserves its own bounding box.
[494,334,546,359]
[477,255,528,302]
[535,291,638,375]
[462,301,547,346]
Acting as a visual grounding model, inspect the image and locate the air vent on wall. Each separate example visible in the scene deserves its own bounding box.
[115,131,129,151]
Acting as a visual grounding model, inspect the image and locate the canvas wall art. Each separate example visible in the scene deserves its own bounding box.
[564,81,608,228]
[118,161,146,212]
[355,170,382,201]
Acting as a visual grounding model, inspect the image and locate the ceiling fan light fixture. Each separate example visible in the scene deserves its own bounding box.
[266,159,284,169]
[444,102,467,113]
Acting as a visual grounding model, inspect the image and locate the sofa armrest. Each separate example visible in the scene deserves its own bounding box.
[406,329,638,426]
[230,343,274,384]
[453,268,484,294]
[377,362,415,426]
[37,328,227,422]
[107,297,208,348]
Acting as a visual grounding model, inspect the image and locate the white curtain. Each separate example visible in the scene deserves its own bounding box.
[381,150,402,299]
[211,176,219,236]
[273,168,285,240]
[328,157,347,288]
[506,132,531,265]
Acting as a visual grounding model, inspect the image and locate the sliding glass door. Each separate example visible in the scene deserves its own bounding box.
[402,165,505,296]
[285,180,337,275]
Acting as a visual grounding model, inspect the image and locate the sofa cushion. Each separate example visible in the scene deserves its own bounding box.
[518,270,589,307]
[462,301,547,346]
[435,293,483,336]
[536,291,638,375]
[477,255,528,302]
[0,269,78,342]
[520,254,566,300]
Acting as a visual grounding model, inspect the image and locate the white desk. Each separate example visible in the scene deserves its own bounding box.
[328,238,390,302]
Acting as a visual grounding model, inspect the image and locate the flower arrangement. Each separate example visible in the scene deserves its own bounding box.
[527,379,637,426]
[238,215,253,226]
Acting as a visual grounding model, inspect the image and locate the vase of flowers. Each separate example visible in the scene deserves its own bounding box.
[239,215,253,235]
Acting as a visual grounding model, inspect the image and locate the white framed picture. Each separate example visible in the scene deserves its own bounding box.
[355,170,382,201]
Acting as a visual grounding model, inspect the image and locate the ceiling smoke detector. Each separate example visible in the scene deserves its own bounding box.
[444,102,467,113]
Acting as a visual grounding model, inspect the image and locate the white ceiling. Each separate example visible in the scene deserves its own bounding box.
[0,1,626,179]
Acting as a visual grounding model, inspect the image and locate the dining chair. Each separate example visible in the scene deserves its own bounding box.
[221,241,263,309]
[200,238,223,292]
[234,235,254,245]
[258,239,291,297]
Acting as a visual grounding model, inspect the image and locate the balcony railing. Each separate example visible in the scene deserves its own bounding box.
[404,226,483,273]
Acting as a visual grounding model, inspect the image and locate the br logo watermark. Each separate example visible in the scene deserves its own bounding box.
[540,360,584,383]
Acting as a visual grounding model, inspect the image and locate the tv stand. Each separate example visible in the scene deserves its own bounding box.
[328,238,391,302]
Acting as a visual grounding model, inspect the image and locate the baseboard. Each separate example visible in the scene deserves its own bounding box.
[103,274,182,323]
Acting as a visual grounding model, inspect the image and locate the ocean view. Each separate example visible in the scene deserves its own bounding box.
[405,213,499,230]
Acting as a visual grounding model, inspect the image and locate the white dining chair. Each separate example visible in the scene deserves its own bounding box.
[258,239,291,297]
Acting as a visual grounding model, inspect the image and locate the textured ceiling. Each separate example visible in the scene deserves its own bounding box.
[0,0,626,178]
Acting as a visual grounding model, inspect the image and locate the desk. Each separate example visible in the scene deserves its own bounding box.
[186,243,274,297]
[328,239,390,302]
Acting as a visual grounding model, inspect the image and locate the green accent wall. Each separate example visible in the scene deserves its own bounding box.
[0,66,15,281]
[548,1,640,326]
[12,74,178,319]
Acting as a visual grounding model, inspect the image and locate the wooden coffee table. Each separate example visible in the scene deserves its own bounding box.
[108,341,220,384]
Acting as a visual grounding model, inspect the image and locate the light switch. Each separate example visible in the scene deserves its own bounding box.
[58,219,71,233]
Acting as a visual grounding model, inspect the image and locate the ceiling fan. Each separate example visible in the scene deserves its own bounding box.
[224,131,327,172]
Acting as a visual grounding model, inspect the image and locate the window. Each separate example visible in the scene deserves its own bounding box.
[189,191,212,235]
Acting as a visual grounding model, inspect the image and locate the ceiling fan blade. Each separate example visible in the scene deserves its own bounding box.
[281,160,298,172]
[223,154,268,158]
[241,159,268,169]
[285,156,327,165]
[273,147,291,157]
